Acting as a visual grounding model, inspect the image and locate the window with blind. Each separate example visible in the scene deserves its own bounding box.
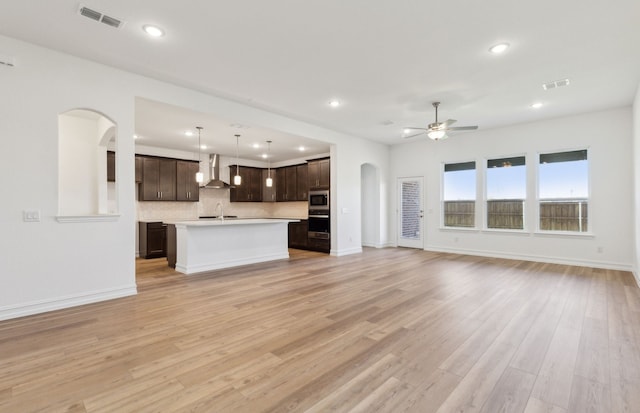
[538,150,589,232]
[443,161,476,228]
[486,156,526,230]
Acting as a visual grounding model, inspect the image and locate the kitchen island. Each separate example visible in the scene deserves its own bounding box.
[165,219,298,275]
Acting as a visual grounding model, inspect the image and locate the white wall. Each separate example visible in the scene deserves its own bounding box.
[58,114,100,215]
[390,107,634,270]
[632,85,640,285]
[0,34,389,320]
[331,139,390,255]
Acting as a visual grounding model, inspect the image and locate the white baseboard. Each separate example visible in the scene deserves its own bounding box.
[361,242,394,249]
[330,247,363,257]
[424,245,634,272]
[0,285,138,321]
[633,269,640,288]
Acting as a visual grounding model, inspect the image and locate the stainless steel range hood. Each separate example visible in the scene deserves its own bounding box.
[202,154,231,189]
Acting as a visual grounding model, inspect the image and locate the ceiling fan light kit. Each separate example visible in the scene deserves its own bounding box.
[403,101,478,141]
[427,130,447,141]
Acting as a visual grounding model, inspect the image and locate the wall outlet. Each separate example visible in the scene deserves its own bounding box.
[23,209,41,222]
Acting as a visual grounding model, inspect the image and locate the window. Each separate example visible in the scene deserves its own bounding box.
[538,150,588,232]
[486,156,526,229]
[443,161,476,228]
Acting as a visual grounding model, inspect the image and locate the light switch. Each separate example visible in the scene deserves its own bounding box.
[23,209,40,222]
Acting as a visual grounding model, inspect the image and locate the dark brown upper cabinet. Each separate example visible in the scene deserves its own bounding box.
[176,160,200,202]
[296,164,308,201]
[107,151,116,182]
[135,155,143,183]
[276,164,307,202]
[308,158,330,190]
[229,165,263,202]
[139,157,176,201]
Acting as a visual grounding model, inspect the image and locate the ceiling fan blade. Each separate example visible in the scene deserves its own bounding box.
[443,119,457,126]
[403,127,428,130]
[403,131,426,139]
[445,126,478,131]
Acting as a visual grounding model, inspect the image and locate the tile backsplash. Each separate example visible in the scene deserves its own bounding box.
[136,188,308,221]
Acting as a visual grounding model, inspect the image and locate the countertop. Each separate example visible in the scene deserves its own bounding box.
[164,218,299,226]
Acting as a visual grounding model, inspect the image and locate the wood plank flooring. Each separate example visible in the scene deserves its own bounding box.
[1,248,639,412]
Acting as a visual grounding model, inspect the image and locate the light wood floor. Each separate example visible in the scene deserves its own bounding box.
[1,248,639,412]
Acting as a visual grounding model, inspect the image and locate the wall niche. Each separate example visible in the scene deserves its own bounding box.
[58,109,118,219]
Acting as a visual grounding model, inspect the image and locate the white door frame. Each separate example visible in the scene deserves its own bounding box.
[397,176,424,249]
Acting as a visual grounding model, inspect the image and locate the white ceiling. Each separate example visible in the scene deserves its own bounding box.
[135,98,330,163]
[1,1,639,156]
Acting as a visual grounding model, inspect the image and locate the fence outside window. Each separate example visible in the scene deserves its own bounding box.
[539,199,588,232]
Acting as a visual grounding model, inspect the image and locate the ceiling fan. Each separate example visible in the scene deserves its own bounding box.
[404,102,478,141]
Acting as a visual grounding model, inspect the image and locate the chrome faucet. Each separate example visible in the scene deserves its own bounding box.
[215,202,224,221]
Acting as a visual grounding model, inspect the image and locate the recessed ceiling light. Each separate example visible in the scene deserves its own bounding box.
[530,102,544,109]
[184,130,194,137]
[252,143,260,149]
[329,100,341,108]
[143,25,164,38]
[261,153,268,159]
[489,42,509,54]
[133,134,138,139]
[403,128,412,135]
[298,146,306,151]
[200,144,207,150]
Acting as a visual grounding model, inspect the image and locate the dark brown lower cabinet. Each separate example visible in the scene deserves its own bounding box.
[288,220,330,253]
[307,238,330,253]
[288,220,308,249]
[139,221,167,259]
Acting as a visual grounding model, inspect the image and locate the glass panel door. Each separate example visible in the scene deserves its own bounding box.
[398,177,424,248]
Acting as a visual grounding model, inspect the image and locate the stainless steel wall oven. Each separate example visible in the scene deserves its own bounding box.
[308,210,329,239]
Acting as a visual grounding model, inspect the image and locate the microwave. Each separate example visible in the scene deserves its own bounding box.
[308,190,329,210]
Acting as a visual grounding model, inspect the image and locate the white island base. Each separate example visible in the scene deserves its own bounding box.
[169,219,297,275]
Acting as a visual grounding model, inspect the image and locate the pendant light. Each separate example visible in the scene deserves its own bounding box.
[233,134,242,186]
[195,126,204,184]
[266,140,273,187]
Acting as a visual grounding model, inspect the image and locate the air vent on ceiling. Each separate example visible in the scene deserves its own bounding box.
[542,78,570,90]
[0,54,15,67]
[78,5,125,29]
